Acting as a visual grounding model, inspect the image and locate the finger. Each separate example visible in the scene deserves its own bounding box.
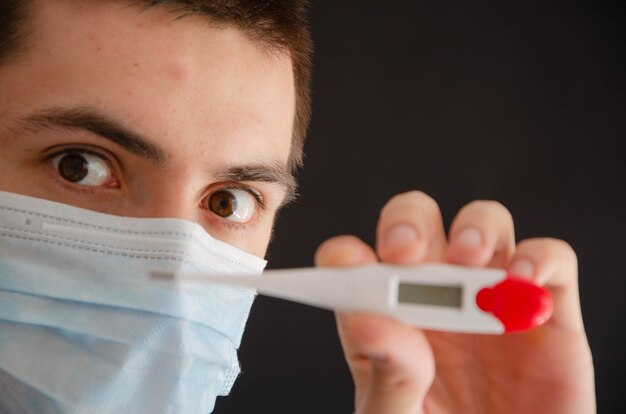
[507,238,584,332]
[376,191,447,264]
[336,313,433,414]
[315,235,379,390]
[316,235,434,412]
[314,235,378,267]
[446,200,516,268]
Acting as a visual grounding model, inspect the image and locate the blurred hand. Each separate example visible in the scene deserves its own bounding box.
[315,191,595,414]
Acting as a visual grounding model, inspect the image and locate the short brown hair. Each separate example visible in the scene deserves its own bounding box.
[0,0,313,171]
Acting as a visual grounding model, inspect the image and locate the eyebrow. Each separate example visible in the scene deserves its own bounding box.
[22,107,165,162]
[19,106,297,201]
[216,164,297,203]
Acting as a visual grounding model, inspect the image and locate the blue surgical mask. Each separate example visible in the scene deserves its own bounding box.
[0,190,266,413]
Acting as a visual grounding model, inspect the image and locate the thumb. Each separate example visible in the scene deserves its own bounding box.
[337,312,434,414]
[315,236,435,414]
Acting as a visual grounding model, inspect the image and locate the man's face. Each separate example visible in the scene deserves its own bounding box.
[0,1,296,257]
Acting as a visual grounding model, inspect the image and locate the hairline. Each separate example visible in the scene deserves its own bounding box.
[0,0,310,173]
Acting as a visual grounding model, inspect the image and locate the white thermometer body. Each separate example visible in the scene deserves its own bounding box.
[153,263,552,334]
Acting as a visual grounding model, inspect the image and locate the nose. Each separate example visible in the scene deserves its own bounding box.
[127,182,200,223]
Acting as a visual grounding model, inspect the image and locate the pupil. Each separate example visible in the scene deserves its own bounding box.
[58,154,89,182]
[209,191,237,217]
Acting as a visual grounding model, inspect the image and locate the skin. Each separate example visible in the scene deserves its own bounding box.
[0,1,595,413]
[0,0,295,257]
[316,193,596,413]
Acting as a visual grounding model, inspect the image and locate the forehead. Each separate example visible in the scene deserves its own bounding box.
[0,0,295,164]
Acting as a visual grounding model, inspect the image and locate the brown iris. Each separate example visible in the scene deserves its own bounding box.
[57,153,89,182]
[207,190,237,217]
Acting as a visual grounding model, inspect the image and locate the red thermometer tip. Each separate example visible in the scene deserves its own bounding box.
[476,276,553,333]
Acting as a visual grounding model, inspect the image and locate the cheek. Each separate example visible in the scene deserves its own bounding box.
[0,147,38,193]
[219,218,275,259]
[0,135,11,148]
[250,226,273,258]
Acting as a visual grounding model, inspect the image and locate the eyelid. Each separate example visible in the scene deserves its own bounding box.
[212,182,265,211]
[44,144,119,166]
[200,184,266,233]
[44,145,121,189]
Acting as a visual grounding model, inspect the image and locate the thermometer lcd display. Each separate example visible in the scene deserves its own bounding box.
[397,283,462,308]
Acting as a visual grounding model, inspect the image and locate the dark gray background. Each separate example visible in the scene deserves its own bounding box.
[217,1,625,412]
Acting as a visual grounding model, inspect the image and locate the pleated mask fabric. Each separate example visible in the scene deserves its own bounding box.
[0,191,266,413]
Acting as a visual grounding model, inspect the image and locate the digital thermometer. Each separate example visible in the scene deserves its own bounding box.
[153,264,553,334]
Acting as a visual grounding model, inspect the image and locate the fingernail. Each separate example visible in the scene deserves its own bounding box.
[316,245,357,266]
[509,258,535,278]
[452,227,483,248]
[316,237,353,260]
[383,224,419,251]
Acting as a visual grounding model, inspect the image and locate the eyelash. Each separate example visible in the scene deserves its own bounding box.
[43,146,266,228]
[219,183,265,209]
[200,183,265,232]
[44,147,120,194]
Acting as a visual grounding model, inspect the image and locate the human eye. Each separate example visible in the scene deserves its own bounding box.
[49,149,118,188]
[203,187,260,223]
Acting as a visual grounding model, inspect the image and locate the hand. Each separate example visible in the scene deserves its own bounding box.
[315,191,595,414]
